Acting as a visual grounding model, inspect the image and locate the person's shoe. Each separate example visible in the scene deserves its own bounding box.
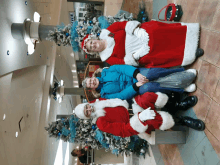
[186,69,197,76]
[196,48,204,58]
[175,96,198,110]
[178,116,205,131]
[184,84,196,92]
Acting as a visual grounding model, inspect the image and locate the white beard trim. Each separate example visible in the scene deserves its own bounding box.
[124,54,139,66]
[155,92,169,108]
[99,29,115,62]
[131,101,144,114]
[91,99,129,123]
[181,23,200,66]
[138,132,155,145]
[157,111,175,131]
[125,21,141,35]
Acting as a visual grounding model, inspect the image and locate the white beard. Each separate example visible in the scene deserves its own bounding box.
[90,102,106,123]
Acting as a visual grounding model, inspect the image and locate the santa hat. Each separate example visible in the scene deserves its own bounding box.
[81,34,91,54]
[74,103,90,119]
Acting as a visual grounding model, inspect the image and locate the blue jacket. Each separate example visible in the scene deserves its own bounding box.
[99,65,138,100]
[98,65,186,100]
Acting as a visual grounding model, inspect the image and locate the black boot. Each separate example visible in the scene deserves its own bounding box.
[178,116,205,131]
[175,96,198,110]
[196,48,204,57]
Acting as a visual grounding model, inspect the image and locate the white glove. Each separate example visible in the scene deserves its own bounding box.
[133,27,149,43]
[139,107,156,122]
[132,44,150,60]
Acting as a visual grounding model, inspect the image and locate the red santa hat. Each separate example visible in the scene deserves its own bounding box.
[81,34,91,54]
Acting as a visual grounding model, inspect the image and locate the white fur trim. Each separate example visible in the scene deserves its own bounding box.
[124,54,139,66]
[132,103,144,114]
[130,114,148,133]
[155,92,169,108]
[181,23,200,66]
[125,21,141,35]
[94,98,129,110]
[74,103,90,119]
[157,111,175,131]
[138,132,155,145]
[91,99,129,123]
[99,29,115,62]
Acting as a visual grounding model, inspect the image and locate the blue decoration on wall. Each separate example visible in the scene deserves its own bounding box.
[7,50,9,55]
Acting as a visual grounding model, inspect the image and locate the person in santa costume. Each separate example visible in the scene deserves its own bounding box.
[82,64,198,112]
[74,98,205,144]
[81,20,204,68]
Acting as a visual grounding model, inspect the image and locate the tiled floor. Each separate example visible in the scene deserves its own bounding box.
[122,0,220,164]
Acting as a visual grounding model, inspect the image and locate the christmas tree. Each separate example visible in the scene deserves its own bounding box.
[45,115,149,158]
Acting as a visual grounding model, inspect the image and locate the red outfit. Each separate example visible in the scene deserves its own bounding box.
[89,98,175,143]
[99,20,199,68]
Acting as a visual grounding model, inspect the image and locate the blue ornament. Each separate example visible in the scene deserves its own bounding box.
[80,26,83,29]
[92,125,96,130]
[7,50,9,55]
[141,11,144,14]
[25,1,27,5]
[97,33,100,36]
[66,33,69,37]
[58,132,61,136]
[142,17,146,20]
[89,20,93,24]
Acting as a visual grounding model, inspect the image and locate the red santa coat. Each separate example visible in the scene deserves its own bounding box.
[99,20,199,68]
[90,98,175,144]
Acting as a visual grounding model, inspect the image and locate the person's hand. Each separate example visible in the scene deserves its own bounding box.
[136,73,149,83]
[136,81,146,87]
[139,107,156,122]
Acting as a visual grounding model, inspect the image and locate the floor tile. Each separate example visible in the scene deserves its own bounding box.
[164,144,177,161]
[182,0,201,23]
[195,137,220,165]
[204,129,220,159]
[213,80,220,107]
[202,31,220,66]
[158,144,172,165]
[178,126,206,151]
[171,148,184,165]
[197,61,220,98]
[205,100,220,141]
[151,145,163,164]
[196,0,219,29]
[199,28,210,55]
[191,88,212,121]
[157,157,165,165]
[211,2,220,31]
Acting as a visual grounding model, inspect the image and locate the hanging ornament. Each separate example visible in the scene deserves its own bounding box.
[92,124,96,130]
[140,149,145,153]
[65,33,69,37]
